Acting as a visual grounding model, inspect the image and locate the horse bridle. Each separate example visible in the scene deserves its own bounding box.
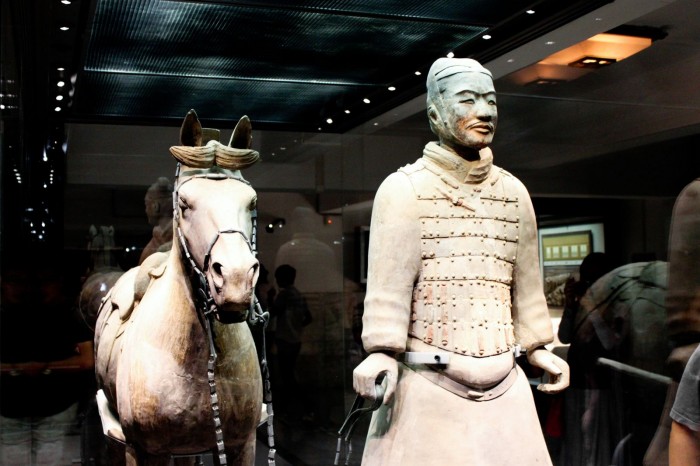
[172,163,276,466]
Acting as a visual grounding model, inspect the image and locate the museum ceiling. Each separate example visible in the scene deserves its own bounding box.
[2,0,612,133]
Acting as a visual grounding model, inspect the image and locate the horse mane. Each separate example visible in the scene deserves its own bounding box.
[169,109,260,170]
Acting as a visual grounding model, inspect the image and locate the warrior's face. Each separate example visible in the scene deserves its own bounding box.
[430,72,498,151]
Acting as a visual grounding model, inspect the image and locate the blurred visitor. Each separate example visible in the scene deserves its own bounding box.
[271,264,312,423]
[0,258,95,465]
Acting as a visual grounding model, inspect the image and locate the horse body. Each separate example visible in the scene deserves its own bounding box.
[94,111,263,465]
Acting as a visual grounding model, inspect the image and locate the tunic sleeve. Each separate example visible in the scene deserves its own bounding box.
[671,345,700,431]
[362,172,421,354]
[510,181,554,350]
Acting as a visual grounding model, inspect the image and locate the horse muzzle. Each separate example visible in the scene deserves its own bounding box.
[207,259,259,323]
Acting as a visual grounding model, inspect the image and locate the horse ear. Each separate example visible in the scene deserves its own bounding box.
[180,109,203,147]
[229,115,253,149]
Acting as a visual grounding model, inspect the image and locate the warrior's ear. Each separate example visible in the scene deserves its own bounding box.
[179,109,203,147]
[229,115,253,150]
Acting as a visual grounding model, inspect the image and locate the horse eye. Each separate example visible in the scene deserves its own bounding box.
[178,198,190,212]
[249,197,257,211]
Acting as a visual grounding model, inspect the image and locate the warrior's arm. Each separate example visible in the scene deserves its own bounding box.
[354,173,420,403]
[510,181,569,392]
[361,172,421,354]
[510,181,553,350]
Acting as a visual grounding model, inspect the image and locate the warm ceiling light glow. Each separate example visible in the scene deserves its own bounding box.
[482,35,492,40]
[526,10,535,14]
[388,86,396,91]
[326,118,333,124]
[57,81,65,87]
[363,98,370,104]
[344,109,350,114]
[446,52,455,58]
[54,107,62,112]
[56,95,64,101]
[539,33,653,67]
[61,0,72,4]
[57,67,65,71]
[59,26,70,31]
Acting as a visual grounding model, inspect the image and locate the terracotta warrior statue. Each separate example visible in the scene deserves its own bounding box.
[352,57,570,465]
[139,177,174,264]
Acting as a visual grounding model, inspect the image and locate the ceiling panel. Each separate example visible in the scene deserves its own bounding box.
[69,0,607,131]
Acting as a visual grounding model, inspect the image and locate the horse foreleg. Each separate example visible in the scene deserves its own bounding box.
[215,431,257,466]
[124,445,171,466]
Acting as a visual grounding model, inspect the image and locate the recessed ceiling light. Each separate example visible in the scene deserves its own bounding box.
[61,0,72,4]
[482,35,492,40]
[414,71,421,76]
[446,52,455,58]
[507,59,515,63]
[373,122,379,126]
[344,109,350,114]
[57,67,65,71]
[526,10,535,14]
[56,95,64,101]
[0,104,5,110]
[363,98,371,104]
[546,41,556,45]
[59,26,70,31]
[326,118,333,124]
[57,81,65,87]
[54,107,62,112]
[388,86,396,91]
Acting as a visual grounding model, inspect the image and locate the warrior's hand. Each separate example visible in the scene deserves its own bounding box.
[527,346,570,393]
[353,352,398,405]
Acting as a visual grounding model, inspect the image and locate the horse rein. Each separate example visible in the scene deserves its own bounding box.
[172,163,276,466]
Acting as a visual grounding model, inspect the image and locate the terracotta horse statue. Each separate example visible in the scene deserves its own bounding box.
[94,110,264,466]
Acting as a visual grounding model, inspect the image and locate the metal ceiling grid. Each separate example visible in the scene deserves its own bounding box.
[71,0,610,131]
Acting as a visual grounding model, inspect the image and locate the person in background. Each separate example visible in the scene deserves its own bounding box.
[271,264,312,423]
[0,257,95,465]
[670,345,700,465]
[556,252,618,466]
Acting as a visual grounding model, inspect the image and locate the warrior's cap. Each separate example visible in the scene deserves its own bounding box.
[427,58,492,98]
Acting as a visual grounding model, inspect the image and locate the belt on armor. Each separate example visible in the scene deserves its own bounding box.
[403,361,519,402]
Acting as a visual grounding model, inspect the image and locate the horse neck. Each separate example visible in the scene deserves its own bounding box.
[162,238,199,322]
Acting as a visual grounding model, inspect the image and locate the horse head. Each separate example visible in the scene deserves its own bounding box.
[169,110,261,323]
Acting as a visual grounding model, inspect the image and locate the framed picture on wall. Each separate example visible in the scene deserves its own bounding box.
[538,223,605,306]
